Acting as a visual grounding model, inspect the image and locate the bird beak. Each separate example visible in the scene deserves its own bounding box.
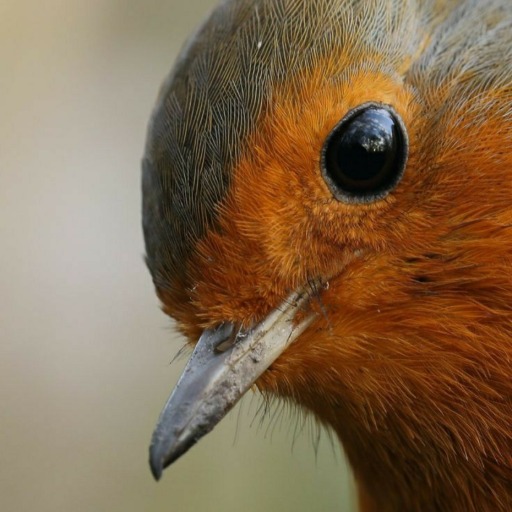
[149,290,315,480]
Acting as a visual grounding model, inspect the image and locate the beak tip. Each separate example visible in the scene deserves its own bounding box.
[149,434,196,481]
[149,450,163,481]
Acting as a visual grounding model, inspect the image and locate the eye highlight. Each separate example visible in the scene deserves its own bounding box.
[321,103,408,203]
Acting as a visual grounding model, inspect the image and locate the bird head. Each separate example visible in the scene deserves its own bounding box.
[142,1,512,509]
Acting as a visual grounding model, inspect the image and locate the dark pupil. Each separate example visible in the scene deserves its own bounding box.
[337,119,394,181]
[326,107,402,195]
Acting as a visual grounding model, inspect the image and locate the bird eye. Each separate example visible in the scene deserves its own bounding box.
[321,103,408,203]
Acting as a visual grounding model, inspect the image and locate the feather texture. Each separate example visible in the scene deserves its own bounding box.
[143,1,512,510]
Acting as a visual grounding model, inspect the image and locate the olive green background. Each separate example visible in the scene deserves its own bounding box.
[1,1,356,510]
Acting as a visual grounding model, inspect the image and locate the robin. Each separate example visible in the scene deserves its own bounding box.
[142,0,512,510]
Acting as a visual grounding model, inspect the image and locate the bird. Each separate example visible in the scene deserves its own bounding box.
[141,0,512,510]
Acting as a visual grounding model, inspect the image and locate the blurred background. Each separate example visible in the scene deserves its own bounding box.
[1,1,356,510]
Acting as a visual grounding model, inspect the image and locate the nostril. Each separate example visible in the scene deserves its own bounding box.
[213,323,247,353]
[209,323,234,353]
[214,335,236,353]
